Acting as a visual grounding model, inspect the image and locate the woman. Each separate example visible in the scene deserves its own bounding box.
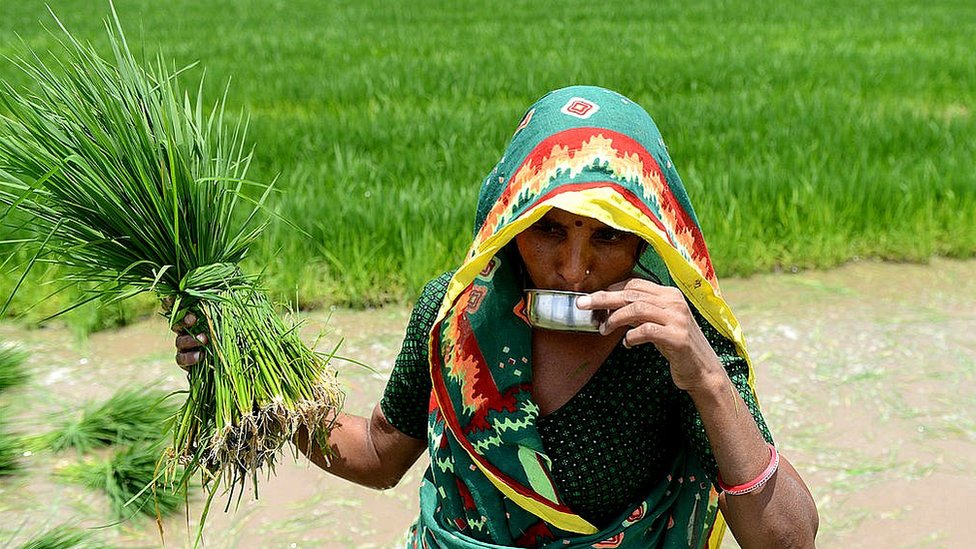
[176,86,818,548]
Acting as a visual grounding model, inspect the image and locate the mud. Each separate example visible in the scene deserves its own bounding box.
[2,258,974,548]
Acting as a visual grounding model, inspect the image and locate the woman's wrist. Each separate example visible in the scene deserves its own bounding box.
[682,366,731,402]
[718,443,779,496]
[684,369,772,488]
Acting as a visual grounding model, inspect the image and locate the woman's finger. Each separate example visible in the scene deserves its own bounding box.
[604,278,662,293]
[175,350,201,371]
[622,322,677,349]
[175,332,208,351]
[577,278,671,311]
[581,286,675,313]
[599,301,667,334]
[169,311,198,334]
[579,289,649,311]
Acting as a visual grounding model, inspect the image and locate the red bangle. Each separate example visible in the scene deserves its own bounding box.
[717,443,779,496]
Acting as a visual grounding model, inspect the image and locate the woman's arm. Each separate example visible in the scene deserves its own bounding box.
[580,278,819,548]
[293,404,427,490]
[687,374,818,548]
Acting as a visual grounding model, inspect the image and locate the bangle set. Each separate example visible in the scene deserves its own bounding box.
[717,443,779,496]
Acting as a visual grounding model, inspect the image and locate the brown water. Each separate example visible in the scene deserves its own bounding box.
[1,259,974,548]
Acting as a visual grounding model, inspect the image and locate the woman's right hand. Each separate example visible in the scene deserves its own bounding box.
[171,311,208,371]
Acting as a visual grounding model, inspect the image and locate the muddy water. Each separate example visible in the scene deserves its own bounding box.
[1,259,974,548]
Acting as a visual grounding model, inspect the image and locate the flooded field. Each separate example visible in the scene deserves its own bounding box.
[2,259,975,548]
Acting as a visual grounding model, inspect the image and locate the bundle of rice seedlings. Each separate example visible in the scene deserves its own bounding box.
[15,524,103,549]
[0,344,29,392]
[31,386,178,453]
[58,440,185,520]
[0,3,342,522]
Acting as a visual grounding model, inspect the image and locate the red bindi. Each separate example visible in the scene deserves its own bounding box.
[574,220,583,227]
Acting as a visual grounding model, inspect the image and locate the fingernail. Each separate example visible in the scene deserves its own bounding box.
[195,333,208,344]
[599,322,608,335]
[185,313,197,325]
[576,296,591,309]
[622,338,632,349]
[192,351,201,362]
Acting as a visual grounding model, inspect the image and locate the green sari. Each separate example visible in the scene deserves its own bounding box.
[407,86,758,549]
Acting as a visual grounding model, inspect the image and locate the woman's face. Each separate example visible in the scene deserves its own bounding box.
[514,208,644,293]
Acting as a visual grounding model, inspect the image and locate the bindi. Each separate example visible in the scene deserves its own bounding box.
[574,220,583,228]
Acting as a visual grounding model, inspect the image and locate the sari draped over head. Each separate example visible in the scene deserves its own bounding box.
[408,86,758,549]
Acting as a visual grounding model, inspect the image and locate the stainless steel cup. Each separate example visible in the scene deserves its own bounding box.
[524,289,608,333]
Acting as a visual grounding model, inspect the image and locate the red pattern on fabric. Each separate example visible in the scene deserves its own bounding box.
[512,297,531,325]
[513,520,557,547]
[479,258,498,277]
[466,286,487,314]
[456,477,477,512]
[451,307,528,433]
[565,100,595,117]
[450,311,508,432]
[593,533,625,548]
[513,108,534,135]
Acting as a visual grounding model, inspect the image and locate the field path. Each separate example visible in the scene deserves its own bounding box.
[2,259,974,548]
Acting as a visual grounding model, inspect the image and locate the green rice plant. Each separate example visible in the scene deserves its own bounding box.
[14,524,104,549]
[58,440,185,520]
[0,409,20,476]
[31,387,178,453]
[0,432,17,476]
[0,343,28,392]
[0,3,342,534]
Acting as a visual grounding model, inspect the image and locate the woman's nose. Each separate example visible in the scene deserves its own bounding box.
[558,241,591,289]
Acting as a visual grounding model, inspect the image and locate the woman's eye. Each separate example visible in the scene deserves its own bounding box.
[594,229,626,242]
[532,222,564,236]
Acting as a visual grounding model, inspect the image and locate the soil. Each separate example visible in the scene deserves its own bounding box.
[1,258,974,548]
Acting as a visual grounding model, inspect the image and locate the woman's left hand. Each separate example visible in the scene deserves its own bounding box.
[577,278,725,393]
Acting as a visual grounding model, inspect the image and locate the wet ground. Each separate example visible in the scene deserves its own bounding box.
[1,258,974,548]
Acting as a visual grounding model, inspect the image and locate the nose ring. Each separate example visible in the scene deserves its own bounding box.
[585,269,591,276]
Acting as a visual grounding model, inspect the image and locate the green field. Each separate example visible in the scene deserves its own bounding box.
[1,0,974,328]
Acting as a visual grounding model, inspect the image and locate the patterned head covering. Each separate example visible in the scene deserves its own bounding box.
[412,86,754,549]
[444,86,735,330]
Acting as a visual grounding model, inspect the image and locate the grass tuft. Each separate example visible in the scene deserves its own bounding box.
[0,344,29,392]
[0,408,20,476]
[14,524,103,549]
[33,386,178,453]
[58,440,185,520]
